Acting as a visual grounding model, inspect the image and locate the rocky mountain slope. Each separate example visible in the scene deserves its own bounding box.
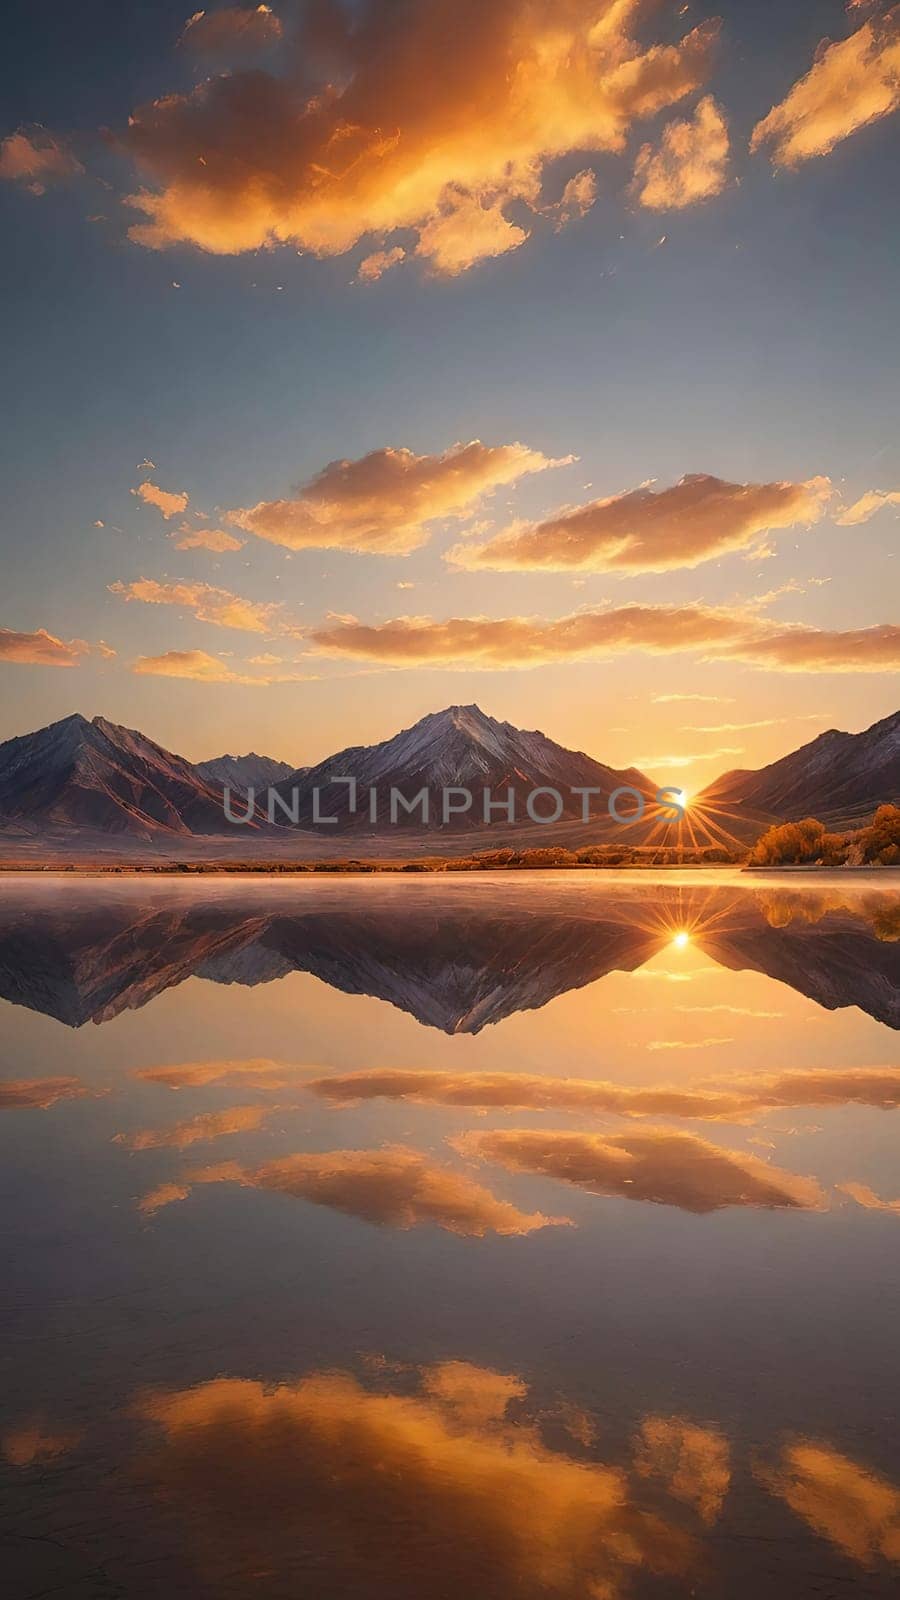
[0,714,253,839]
[195,752,295,792]
[271,703,656,830]
[700,709,900,825]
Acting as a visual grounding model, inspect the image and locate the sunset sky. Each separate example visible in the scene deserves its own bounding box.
[1,0,898,783]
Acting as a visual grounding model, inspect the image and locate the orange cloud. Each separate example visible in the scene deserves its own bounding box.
[549,167,598,228]
[131,648,312,685]
[140,1181,193,1216]
[133,1364,697,1597]
[121,1,719,272]
[0,626,92,668]
[229,441,566,555]
[184,1145,568,1235]
[137,1058,294,1090]
[448,472,831,574]
[110,577,295,635]
[0,125,82,184]
[837,488,900,524]
[306,601,900,673]
[415,190,530,275]
[634,1417,730,1525]
[356,245,406,283]
[751,8,900,166]
[172,524,245,552]
[758,1442,900,1565]
[2,1417,80,1468]
[179,5,283,56]
[132,480,189,519]
[133,649,255,683]
[723,621,900,671]
[837,1181,900,1213]
[455,1127,827,1214]
[115,1104,272,1151]
[631,95,730,209]
[306,1068,755,1121]
[307,601,755,665]
[309,1067,900,1121]
[0,1076,89,1110]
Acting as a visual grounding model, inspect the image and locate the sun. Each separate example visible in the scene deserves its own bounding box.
[672,930,691,950]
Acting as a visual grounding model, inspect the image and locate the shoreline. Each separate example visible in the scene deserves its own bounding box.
[1,861,897,879]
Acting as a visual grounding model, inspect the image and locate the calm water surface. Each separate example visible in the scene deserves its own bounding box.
[1,871,899,1599]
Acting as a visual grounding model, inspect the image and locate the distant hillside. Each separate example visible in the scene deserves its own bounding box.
[196,752,295,792]
[700,709,900,825]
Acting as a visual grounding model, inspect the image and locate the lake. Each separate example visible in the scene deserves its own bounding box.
[1,871,899,1599]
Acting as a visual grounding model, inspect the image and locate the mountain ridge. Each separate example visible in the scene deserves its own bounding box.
[270,702,656,831]
[700,708,900,823]
[0,703,897,842]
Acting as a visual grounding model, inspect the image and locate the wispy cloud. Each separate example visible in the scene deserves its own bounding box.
[115,1104,272,1151]
[110,578,299,635]
[172,525,245,553]
[307,602,900,673]
[0,125,82,186]
[306,1066,900,1123]
[0,1076,89,1110]
[167,1146,568,1236]
[132,480,189,519]
[0,627,110,668]
[837,488,900,525]
[133,648,315,685]
[447,473,832,574]
[632,95,730,210]
[454,1127,826,1214]
[228,441,568,555]
[751,8,900,166]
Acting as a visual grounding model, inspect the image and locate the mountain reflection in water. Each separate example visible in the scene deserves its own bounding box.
[0,876,897,1031]
[1,873,899,1600]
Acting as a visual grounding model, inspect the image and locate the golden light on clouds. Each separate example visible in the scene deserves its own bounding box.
[758,1442,900,1566]
[0,124,82,184]
[837,488,900,525]
[132,649,314,685]
[172,524,245,553]
[454,1127,827,1214]
[0,627,92,668]
[634,1416,731,1525]
[133,1362,697,1598]
[448,472,831,574]
[0,1076,89,1110]
[631,95,730,211]
[229,441,568,555]
[115,1103,272,1151]
[136,1058,294,1091]
[307,602,900,672]
[132,479,189,519]
[121,0,719,269]
[154,1145,569,1236]
[752,8,900,166]
[109,578,297,635]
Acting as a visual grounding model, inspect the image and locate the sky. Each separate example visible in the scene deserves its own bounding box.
[1,0,898,786]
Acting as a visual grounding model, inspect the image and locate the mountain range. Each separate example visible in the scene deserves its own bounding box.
[0,704,896,844]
